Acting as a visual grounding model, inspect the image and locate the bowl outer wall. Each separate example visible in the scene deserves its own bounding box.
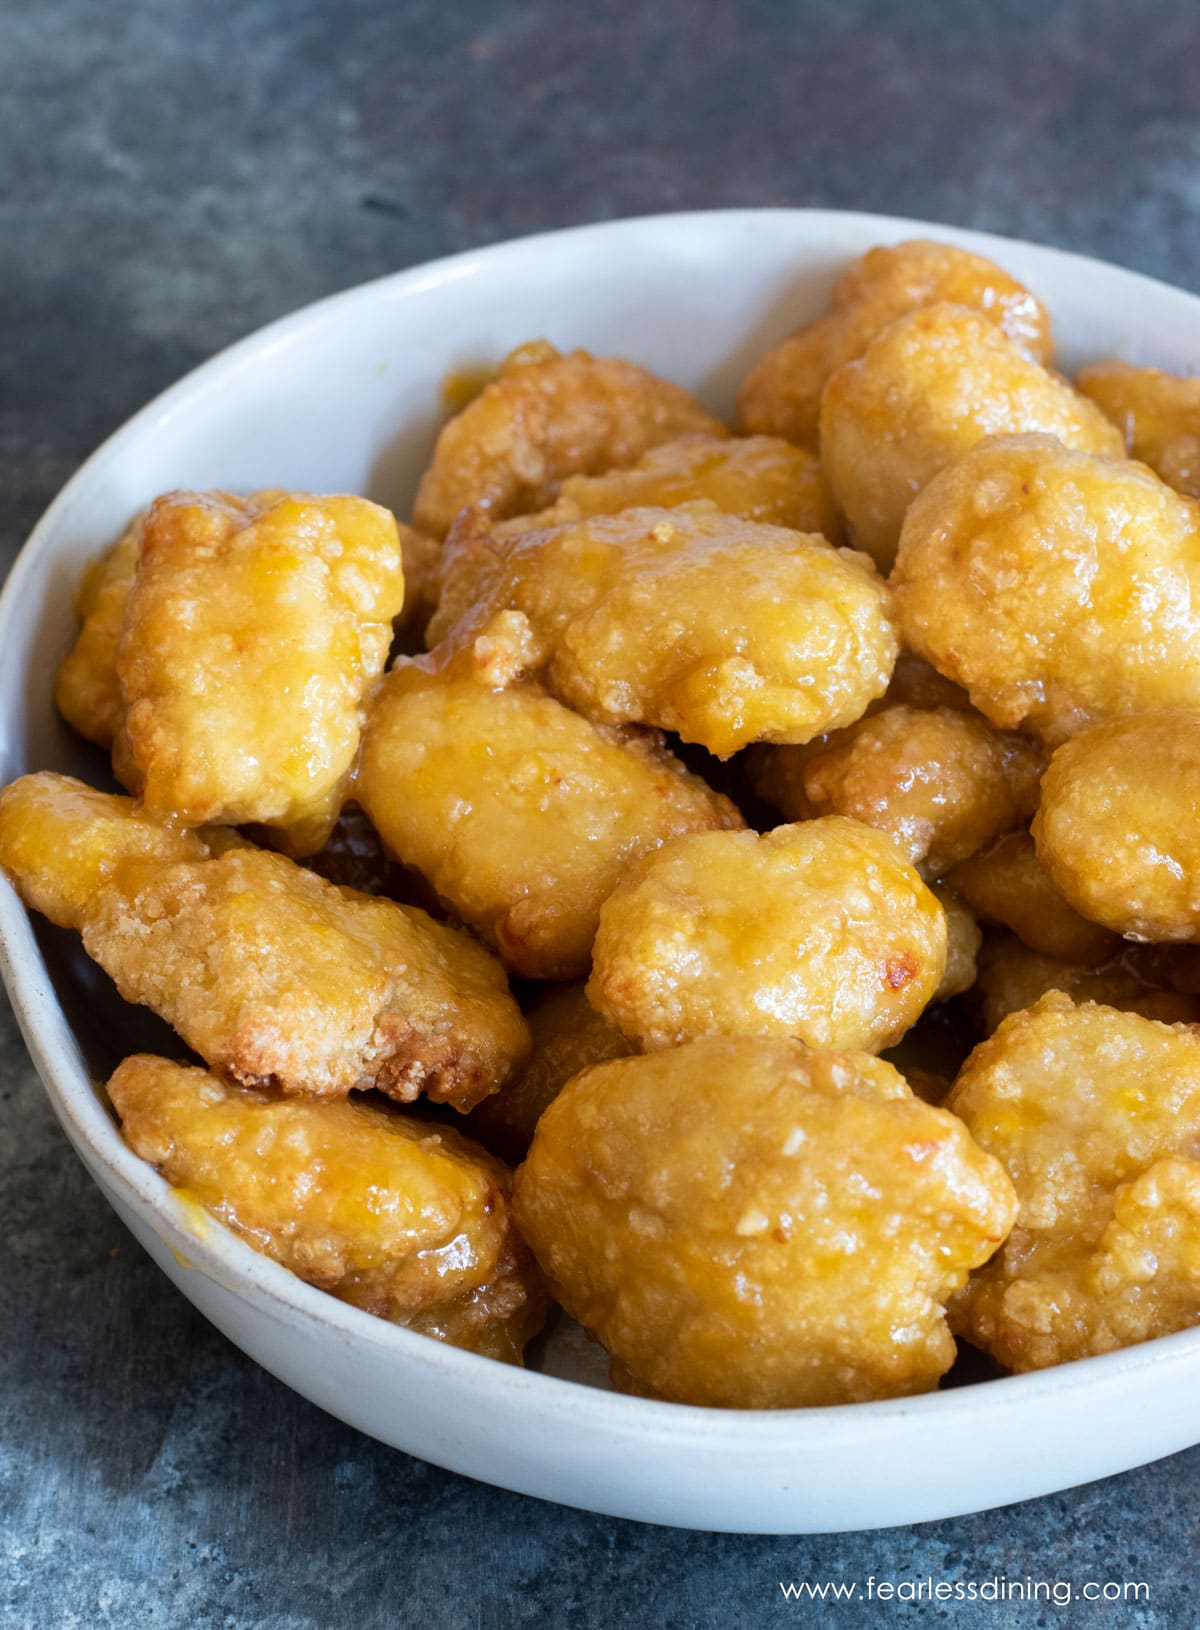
[3,208,1200,1533]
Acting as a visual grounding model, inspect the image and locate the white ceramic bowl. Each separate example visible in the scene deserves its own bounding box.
[4,209,1200,1535]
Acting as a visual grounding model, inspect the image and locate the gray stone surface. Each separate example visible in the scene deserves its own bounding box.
[3,0,1200,1623]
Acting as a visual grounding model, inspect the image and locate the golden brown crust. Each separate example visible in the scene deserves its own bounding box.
[892,435,1200,744]
[0,774,528,1111]
[115,489,403,854]
[970,934,1200,1035]
[587,818,947,1055]
[1077,359,1200,498]
[356,663,742,980]
[819,304,1122,568]
[950,831,1118,963]
[54,516,143,747]
[432,504,898,758]
[949,995,1200,1370]
[109,1053,544,1359]
[412,344,726,539]
[737,238,1054,450]
[465,984,631,1163]
[514,1036,1016,1407]
[750,705,1044,873]
[1034,710,1200,942]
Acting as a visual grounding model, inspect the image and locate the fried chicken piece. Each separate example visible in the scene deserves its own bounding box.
[931,883,981,1001]
[737,238,1053,450]
[1077,359,1200,498]
[356,663,741,980]
[502,432,841,538]
[514,1036,1015,1407]
[53,514,144,748]
[749,705,1043,874]
[950,831,1118,963]
[0,773,211,928]
[434,503,898,758]
[425,432,845,644]
[949,994,1200,1370]
[588,817,946,1055]
[892,436,1200,745]
[970,934,1200,1034]
[884,649,973,713]
[109,1054,544,1361]
[394,523,441,638]
[819,305,1123,568]
[0,773,528,1110]
[412,343,726,539]
[1034,711,1200,942]
[114,489,404,855]
[465,984,631,1164]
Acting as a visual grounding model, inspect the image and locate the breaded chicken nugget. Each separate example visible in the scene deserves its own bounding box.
[412,343,726,539]
[737,238,1053,449]
[1034,710,1200,941]
[109,1054,544,1361]
[949,994,1200,1370]
[465,984,631,1164]
[426,436,843,646]
[436,504,898,758]
[931,884,982,1001]
[970,935,1200,1034]
[53,514,144,748]
[749,705,1043,873]
[588,817,946,1054]
[514,1036,1016,1407]
[951,831,1118,963]
[884,649,973,713]
[892,436,1200,744]
[499,433,841,538]
[0,773,528,1109]
[356,663,741,980]
[1077,359,1200,498]
[394,523,441,638]
[819,305,1123,568]
[0,773,211,928]
[115,489,404,855]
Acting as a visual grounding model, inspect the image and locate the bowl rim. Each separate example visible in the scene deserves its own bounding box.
[4,204,1200,1446]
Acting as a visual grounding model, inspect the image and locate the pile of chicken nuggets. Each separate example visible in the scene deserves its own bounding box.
[8,238,1200,1408]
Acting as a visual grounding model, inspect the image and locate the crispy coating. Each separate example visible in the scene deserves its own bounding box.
[115,490,404,854]
[435,504,898,758]
[53,515,143,747]
[971,935,1200,1034]
[1077,359,1200,498]
[0,773,528,1110]
[588,817,947,1054]
[0,773,211,929]
[394,523,441,637]
[412,343,726,540]
[737,238,1054,450]
[884,649,973,713]
[1034,711,1200,942]
[514,1036,1016,1407]
[499,433,842,538]
[931,884,981,1001]
[356,663,742,980]
[466,984,631,1164]
[892,435,1200,744]
[750,705,1043,874]
[951,831,1119,963]
[949,994,1200,1370]
[427,433,844,645]
[819,305,1123,569]
[109,1054,544,1361]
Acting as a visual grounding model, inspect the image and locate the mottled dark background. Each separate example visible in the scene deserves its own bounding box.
[3,1,1200,1625]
